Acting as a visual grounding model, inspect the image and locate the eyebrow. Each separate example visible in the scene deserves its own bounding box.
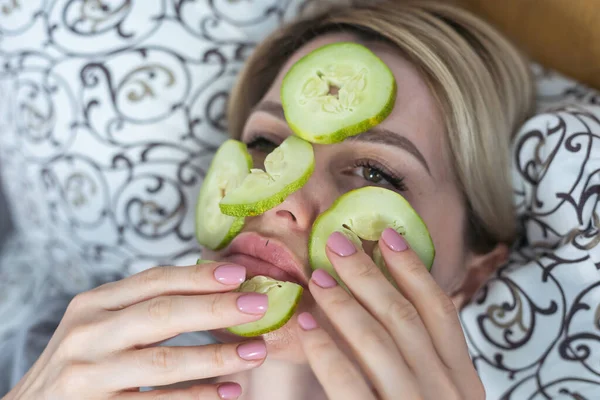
[251,100,431,175]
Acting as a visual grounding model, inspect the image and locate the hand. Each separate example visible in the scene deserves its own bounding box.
[5,262,269,400]
[296,228,485,400]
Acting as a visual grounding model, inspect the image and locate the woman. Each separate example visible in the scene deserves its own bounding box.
[3,1,534,399]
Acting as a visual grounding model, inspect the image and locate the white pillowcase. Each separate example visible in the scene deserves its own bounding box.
[461,66,600,399]
[1,1,599,397]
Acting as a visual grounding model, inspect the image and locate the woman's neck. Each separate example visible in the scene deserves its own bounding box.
[223,358,327,400]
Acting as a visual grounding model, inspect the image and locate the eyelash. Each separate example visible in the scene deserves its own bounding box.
[245,134,408,191]
[246,135,280,152]
[351,159,408,191]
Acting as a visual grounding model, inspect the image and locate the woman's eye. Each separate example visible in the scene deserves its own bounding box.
[360,166,385,183]
[350,164,407,191]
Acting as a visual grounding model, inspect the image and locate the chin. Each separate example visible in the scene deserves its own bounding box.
[210,292,316,364]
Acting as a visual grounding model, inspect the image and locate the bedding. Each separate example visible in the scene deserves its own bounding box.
[0,172,11,251]
[0,0,316,393]
[0,1,599,398]
[461,65,600,398]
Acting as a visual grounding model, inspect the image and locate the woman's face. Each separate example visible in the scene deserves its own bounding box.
[203,33,472,361]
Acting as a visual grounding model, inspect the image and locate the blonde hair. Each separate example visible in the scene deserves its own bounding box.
[227,0,534,252]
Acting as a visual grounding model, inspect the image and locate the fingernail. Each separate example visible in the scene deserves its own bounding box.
[218,382,242,399]
[237,293,268,315]
[381,228,408,252]
[214,264,246,285]
[298,312,319,331]
[237,341,267,361]
[311,269,338,288]
[327,231,357,257]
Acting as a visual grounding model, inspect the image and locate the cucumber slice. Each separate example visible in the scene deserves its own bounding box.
[219,136,314,217]
[281,42,396,144]
[227,276,303,337]
[196,259,213,264]
[195,140,252,250]
[309,187,435,286]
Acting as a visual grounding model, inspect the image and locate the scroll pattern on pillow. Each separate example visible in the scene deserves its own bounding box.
[0,0,325,393]
[2,2,600,398]
[461,69,600,398]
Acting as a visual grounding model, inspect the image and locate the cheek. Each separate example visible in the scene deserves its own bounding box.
[419,196,469,294]
[430,239,468,295]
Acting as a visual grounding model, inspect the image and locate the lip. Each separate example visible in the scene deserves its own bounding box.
[221,232,308,286]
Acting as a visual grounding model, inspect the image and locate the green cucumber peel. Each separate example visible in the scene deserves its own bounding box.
[219,136,315,217]
[227,276,303,337]
[309,186,435,287]
[281,42,396,144]
[195,140,252,250]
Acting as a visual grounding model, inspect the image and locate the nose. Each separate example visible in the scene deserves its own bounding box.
[258,166,337,233]
[275,209,298,223]
[263,183,319,232]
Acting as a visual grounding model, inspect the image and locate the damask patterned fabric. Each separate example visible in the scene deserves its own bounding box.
[461,67,600,399]
[0,1,599,398]
[0,0,317,393]
[0,172,12,250]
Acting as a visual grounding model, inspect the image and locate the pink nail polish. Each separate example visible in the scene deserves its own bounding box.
[298,312,319,331]
[327,231,357,257]
[214,264,246,285]
[236,293,268,315]
[237,341,267,361]
[312,269,338,288]
[381,228,408,252]
[218,382,242,399]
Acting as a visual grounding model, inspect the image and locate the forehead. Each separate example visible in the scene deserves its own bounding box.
[261,32,450,180]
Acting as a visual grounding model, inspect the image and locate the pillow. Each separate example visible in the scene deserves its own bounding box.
[460,68,600,398]
[455,0,600,91]
[0,0,317,392]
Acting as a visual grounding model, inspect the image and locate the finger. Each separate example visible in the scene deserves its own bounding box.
[115,382,242,399]
[87,263,247,310]
[309,269,421,399]
[108,292,268,349]
[378,228,480,397]
[99,342,265,391]
[297,312,376,400]
[325,232,458,399]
